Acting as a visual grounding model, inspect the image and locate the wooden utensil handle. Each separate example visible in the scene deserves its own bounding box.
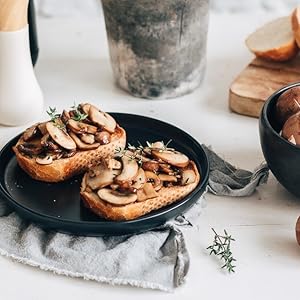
[0,0,29,31]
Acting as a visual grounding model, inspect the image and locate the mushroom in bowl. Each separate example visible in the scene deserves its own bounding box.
[259,82,300,197]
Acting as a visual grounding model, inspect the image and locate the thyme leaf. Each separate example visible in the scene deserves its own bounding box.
[207,228,236,273]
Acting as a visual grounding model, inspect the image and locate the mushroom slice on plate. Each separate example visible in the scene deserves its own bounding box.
[132,168,146,190]
[115,156,139,183]
[137,183,158,202]
[103,112,116,133]
[69,132,100,150]
[144,171,161,189]
[23,124,39,141]
[38,122,48,135]
[98,188,137,205]
[67,119,97,134]
[152,150,189,168]
[46,122,76,150]
[80,134,95,145]
[80,103,91,115]
[36,155,53,165]
[95,131,111,145]
[61,110,71,124]
[86,165,121,190]
[180,169,196,185]
[158,174,178,182]
[89,106,116,133]
[89,106,107,128]
[107,158,122,170]
[142,161,160,172]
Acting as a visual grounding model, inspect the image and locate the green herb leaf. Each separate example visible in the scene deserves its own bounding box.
[207,228,236,273]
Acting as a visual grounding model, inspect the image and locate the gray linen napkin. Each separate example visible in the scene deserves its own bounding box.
[0,146,269,292]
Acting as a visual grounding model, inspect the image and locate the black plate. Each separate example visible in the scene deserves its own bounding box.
[0,113,209,236]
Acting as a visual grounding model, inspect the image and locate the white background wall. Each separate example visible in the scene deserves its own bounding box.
[34,0,299,17]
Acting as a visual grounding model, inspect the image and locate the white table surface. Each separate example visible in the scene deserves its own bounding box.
[1,12,300,300]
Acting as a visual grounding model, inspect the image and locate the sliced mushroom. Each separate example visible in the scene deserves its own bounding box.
[80,103,91,115]
[89,105,107,127]
[97,188,137,205]
[62,150,76,158]
[144,171,161,188]
[86,165,121,190]
[61,110,71,124]
[137,183,158,202]
[107,158,122,169]
[115,156,139,183]
[41,133,50,147]
[142,161,160,172]
[95,131,111,145]
[132,168,146,190]
[89,106,116,133]
[151,141,164,149]
[158,174,178,182]
[159,163,174,174]
[23,124,39,141]
[103,112,116,133]
[181,169,196,185]
[46,122,76,150]
[38,122,48,135]
[36,155,53,165]
[17,143,43,156]
[69,132,100,150]
[67,119,97,134]
[152,150,189,168]
[81,134,95,144]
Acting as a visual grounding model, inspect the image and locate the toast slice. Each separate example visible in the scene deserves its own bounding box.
[13,103,126,182]
[246,16,299,62]
[13,126,126,182]
[80,142,200,221]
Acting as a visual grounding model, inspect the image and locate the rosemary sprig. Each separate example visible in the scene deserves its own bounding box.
[207,228,236,273]
[71,103,88,122]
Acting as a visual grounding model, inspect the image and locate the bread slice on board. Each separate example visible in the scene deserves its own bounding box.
[246,16,299,62]
[292,7,300,48]
[80,161,200,221]
[13,126,126,182]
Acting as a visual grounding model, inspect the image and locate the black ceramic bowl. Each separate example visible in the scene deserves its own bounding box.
[259,82,300,197]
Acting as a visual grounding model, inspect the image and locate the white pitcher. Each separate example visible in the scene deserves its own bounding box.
[0,0,43,126]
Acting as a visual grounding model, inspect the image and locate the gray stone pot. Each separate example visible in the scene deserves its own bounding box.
[102,0,209,99]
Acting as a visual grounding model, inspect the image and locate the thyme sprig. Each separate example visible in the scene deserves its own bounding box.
[71,103,88,122]
[207,228,236,273]
[115,145,144,165]
[47,107,60,122]
[115,140,174,165]
[46,107,66,130]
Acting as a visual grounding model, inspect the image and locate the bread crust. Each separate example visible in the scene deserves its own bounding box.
[80,161,200,221]
[246,16,299,62]
[13,126,126,182]
[292,7,300,48]
[251,42,299,62]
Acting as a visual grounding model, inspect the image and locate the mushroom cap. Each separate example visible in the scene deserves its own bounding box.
[46,122,76,150]
[97,188,137,205]
[152,150,189,168]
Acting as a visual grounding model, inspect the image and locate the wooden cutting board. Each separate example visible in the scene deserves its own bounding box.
[229,56,300,118]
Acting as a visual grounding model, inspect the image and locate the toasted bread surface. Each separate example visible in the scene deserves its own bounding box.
[13,126,126,182]
[80,161,200,221]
